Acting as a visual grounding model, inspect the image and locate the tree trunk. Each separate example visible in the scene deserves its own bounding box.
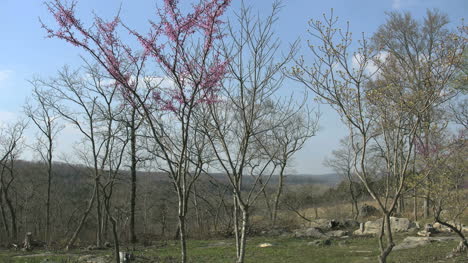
[111,216,120,263]
[237,207,249,263]
[105,198,120,263]
[96,178,103,248]
[0,193,10,238]
[178,215,187,263]
[129,112,137,245]
[3,190,17,241]
[397,197,402,214]
[348,179,359,220]
[413,189,418,221]
[233,195,240,258]
[66,183,97,250]
[193,185,202,235]
[45,142,53,245]
[423,194,429,218]
[103,212,109,241]
[22,232,32,251]
[378,214,395,263]
[272,164,286,227]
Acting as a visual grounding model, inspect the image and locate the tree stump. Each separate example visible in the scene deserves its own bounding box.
[22,232,32,251]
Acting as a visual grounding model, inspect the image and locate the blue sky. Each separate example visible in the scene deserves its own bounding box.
[0,0,466,174]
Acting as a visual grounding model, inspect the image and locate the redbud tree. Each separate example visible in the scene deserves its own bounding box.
[42,0,231,262]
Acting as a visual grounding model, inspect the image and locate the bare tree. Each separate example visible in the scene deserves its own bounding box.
[289,10,464,263]
[37,65,122,250]
[24,86,63,244]
[203,3,299,262]
[372,10,465,220]
[324,137,361,220]
[268,107,318,226]
[43,1,232,261]
[0,121,27,242]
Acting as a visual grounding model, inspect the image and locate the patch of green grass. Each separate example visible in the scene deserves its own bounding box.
[0,235,466,263]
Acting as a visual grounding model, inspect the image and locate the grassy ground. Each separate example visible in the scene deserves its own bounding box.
[0,235,467,263]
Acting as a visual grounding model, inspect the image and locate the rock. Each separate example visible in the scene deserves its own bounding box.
[433,222,467,233]
[391,217,414,232]
[394,236,458,250]
[359,204,379,217]
[294,227,327,238]
[417,230,432,237]
[326,230,348,238]
[338,219,359,229]
[308,219,332,229]
[307,239,331,246]
[353,217,415,236]
[424,223,436,234]
[261,228,289,236]
[257,243,273,248]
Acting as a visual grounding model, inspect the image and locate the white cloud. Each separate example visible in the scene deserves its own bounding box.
[0,70,13,82]
[352,51,389,79]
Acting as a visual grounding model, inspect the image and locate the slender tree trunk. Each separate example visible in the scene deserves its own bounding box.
[272,164,286,227]
[107,215,120,263]
[45,142,53,245]
[397,197,403,214]
[348,179,359,220]
[103,212,109,241]
[378,214,395,263]
[193,185,203,235]
[3,191,17,241]
[233,195,240,258]
[0,192,10,238]
[178,214,187,263]
[104,197,120,263]
[111,215,120,263]
[237,206,249,263]
[66,183,97,250]
[423,193,430,218]
[130,112,137,245]
[96,178,103,247]
[177,186,188,263]
[413,190,418,221]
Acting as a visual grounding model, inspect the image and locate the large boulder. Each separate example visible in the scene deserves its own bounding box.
[338,219,360,229]
[308,219,333,229]
[353,217,415,235]
[394,236,458,250]
[433,221,468,233]
[391,217,414,232]
[294,227,328,238]
[308,218,357,230]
